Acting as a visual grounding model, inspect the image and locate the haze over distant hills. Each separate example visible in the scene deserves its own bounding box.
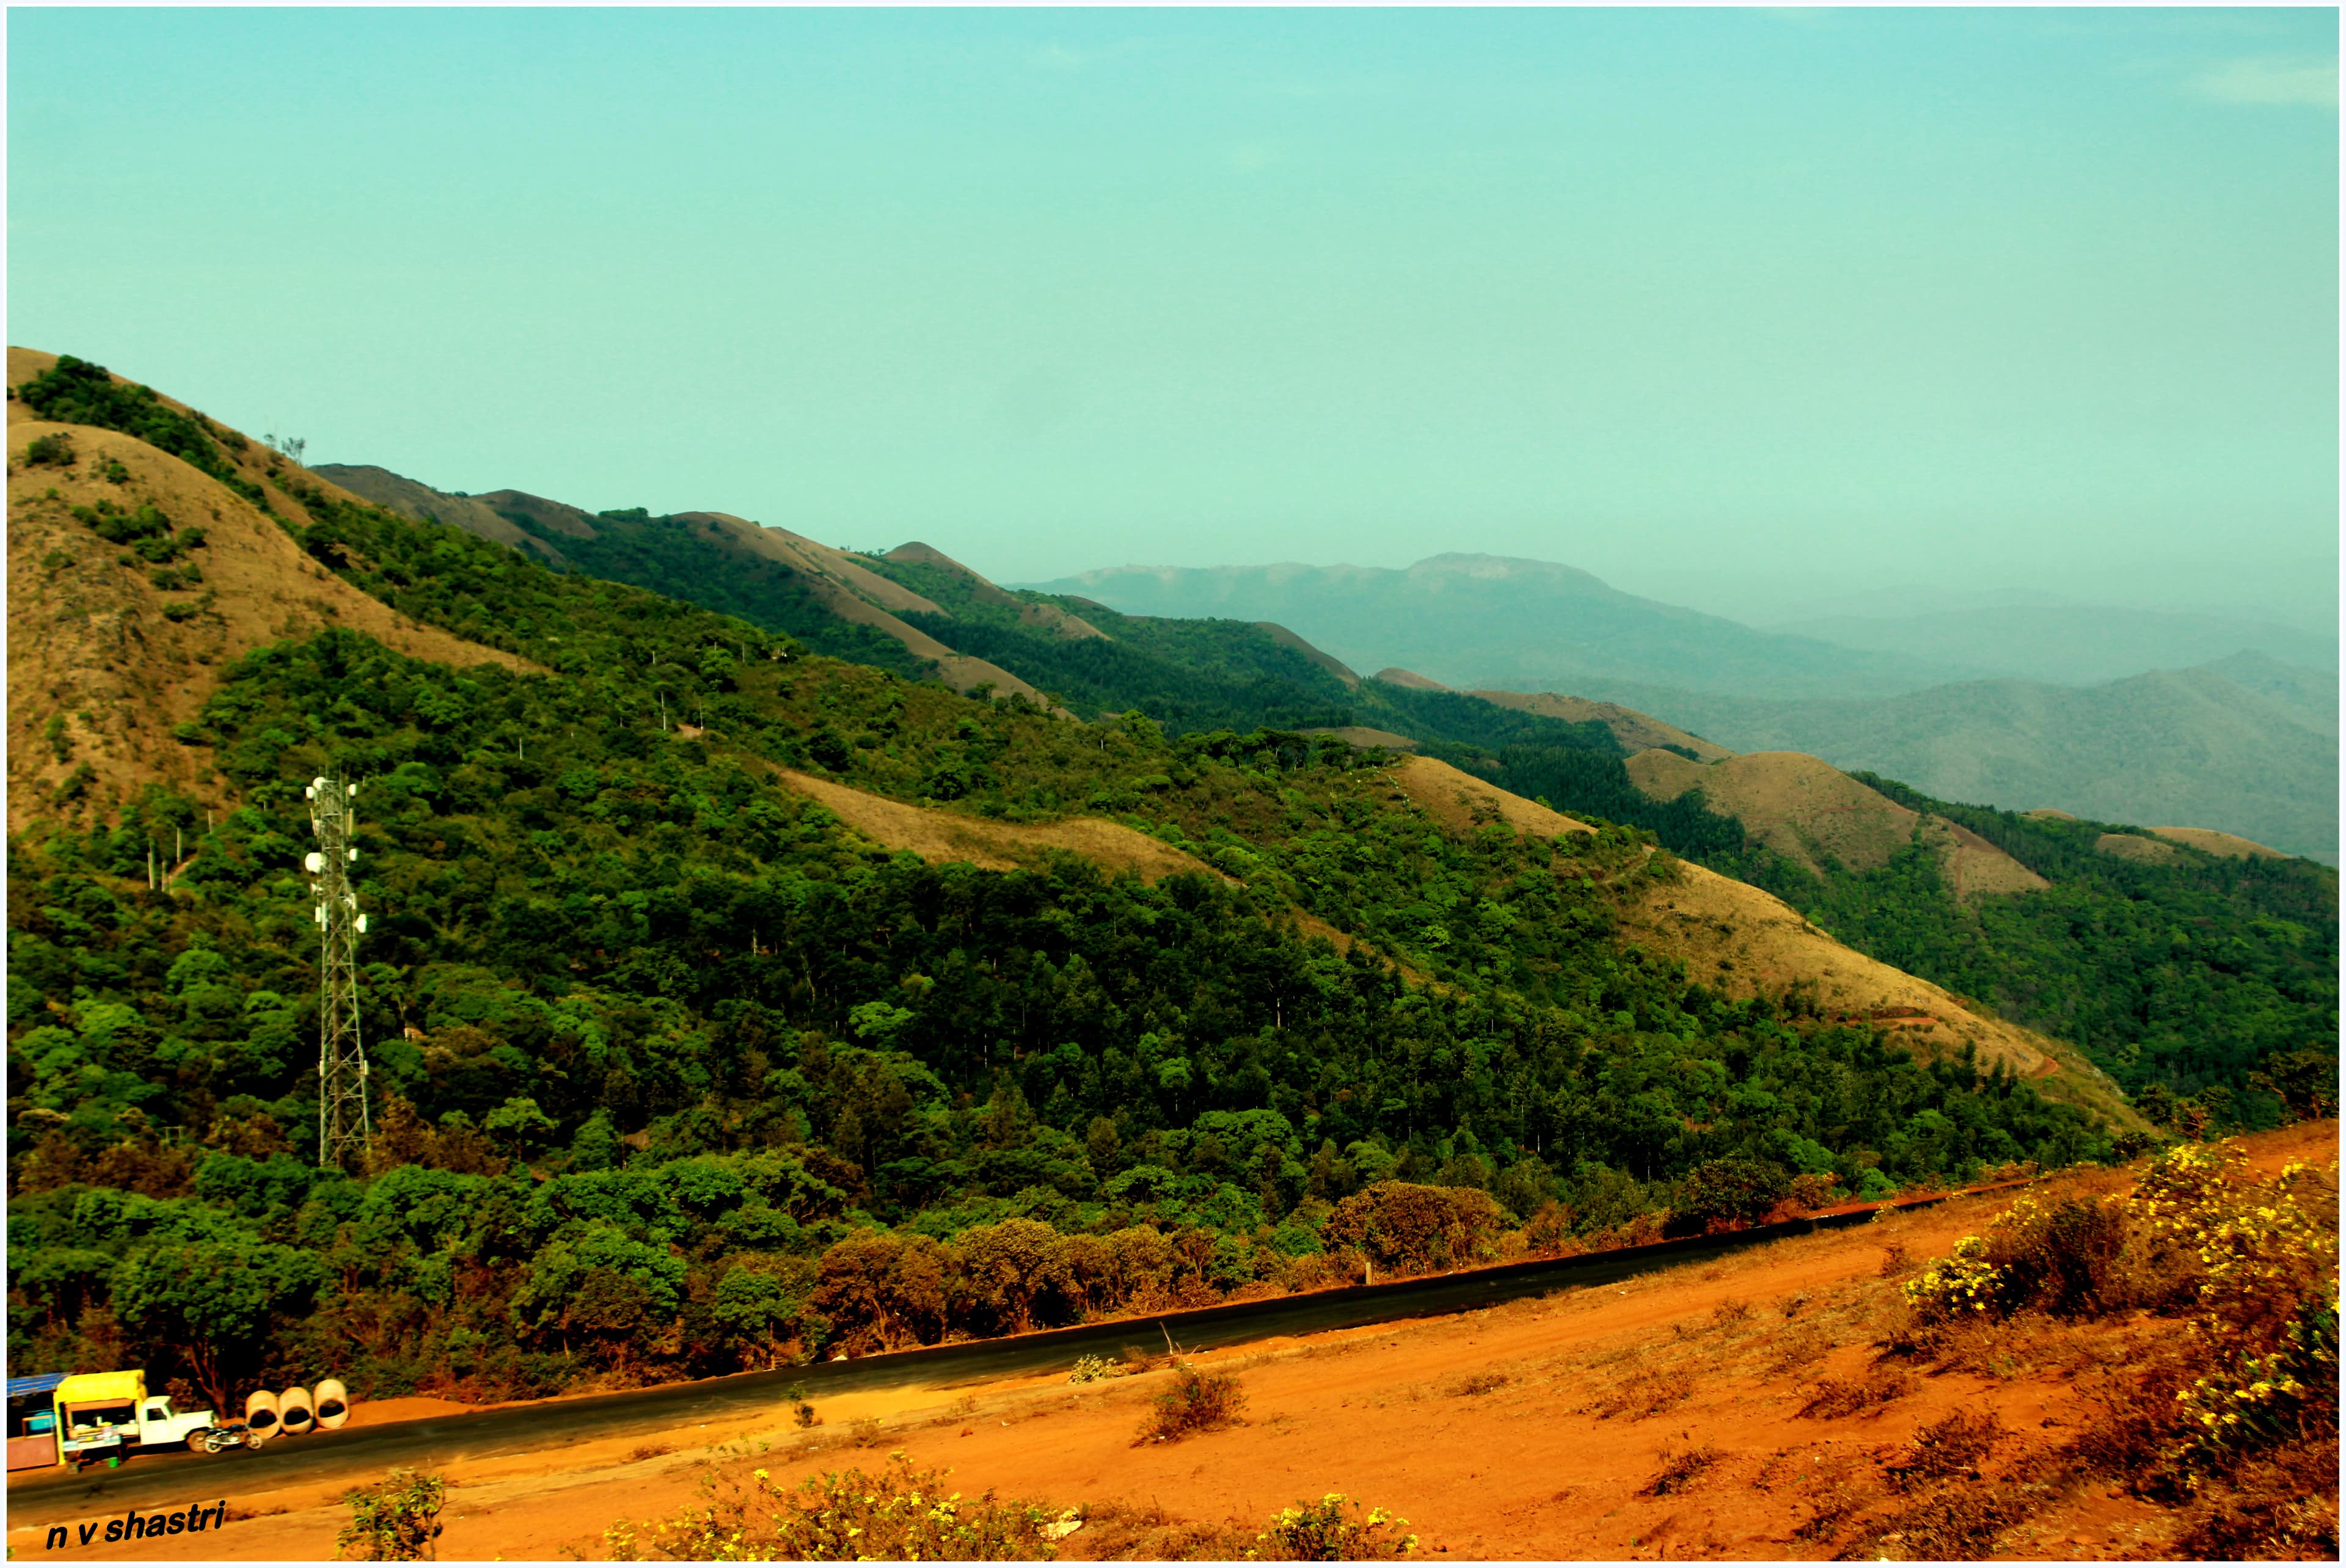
[1033,555,2340,862]
[1030,555,1965,700]
[1570,655,2338,864]
[1769,603,2337,687]
[312,472,2338,862]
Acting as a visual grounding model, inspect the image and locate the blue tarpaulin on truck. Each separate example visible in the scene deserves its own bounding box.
[6,1374,70,1401]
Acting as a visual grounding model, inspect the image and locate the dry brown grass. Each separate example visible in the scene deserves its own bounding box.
[2168,1442,2341,1560]
[1852,1476,2049,1560]
[1643,1445,1723,1496]
[1610,855,2144,1132]
[1764,1322,1836,1376]
[1066,1500,1254,1561]
[5,359,537,831]
[2149,825,2289,860]
[1444,1371,1508,1398]
[1888,1409,2004,1491]
[1387,754,1594,841]
[1132,1365,1247,1445]
[1797,1366,1915,1419]
[2097,831,2184,864]
[1471,690,1733,760]
[1590,1362,1694,1422]
[777,768,1223,882]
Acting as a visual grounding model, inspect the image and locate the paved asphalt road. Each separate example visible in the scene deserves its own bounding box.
[7,1200,1926,1528]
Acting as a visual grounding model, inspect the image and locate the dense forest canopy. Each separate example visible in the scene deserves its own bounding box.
[5,356,2331,1415]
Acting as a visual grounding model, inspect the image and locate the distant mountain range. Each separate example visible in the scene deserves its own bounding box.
[1028,555,1965,699]
[319,470,2336,862]
[1769,603,2336,687]
[1032,556,2339,862]
[1569,654,2337,862]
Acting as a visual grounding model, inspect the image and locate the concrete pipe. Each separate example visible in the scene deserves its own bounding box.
[243,1390,279,1434]
[277,1386,314,1436]
[314,1379,350,1431]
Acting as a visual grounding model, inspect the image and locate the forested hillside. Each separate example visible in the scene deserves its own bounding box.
[9,354,2135,1411]
[220,455,2346,1123]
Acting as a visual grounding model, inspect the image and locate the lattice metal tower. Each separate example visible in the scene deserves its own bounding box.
[306,773,371,1169]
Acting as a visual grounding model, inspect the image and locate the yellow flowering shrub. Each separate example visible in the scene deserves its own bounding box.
[1909,1140,2338,1511]
[1252,1493,1419,1561]
[607,1450,1067,1561]
[1901,1233,2007,1322]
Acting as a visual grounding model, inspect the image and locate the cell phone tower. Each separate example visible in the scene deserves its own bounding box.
[305,773,372,1169]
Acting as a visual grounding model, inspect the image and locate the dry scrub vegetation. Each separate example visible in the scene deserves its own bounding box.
[1888,1140,2340,1559]
[597,1442,1422,1563]
[601,1449,1075,1561]
[1133,1363,1249,1445]
[1513,1136,2340,1560]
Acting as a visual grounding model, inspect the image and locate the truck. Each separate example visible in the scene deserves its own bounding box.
[43,1371,257,1469]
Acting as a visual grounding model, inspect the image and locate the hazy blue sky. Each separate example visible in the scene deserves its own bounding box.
[9,8,2337,622]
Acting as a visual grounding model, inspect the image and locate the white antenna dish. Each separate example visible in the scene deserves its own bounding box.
[355,913,368,935]
[304,786,315,800]
[304,851,325,873]
[313,776,329,792]
[346,848,358,864]
[346,783,357,798]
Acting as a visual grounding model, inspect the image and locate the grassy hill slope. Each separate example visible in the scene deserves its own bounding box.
[7,353,536,833]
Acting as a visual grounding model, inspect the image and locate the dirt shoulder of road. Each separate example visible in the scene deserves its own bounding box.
[11,1122,2331,1563]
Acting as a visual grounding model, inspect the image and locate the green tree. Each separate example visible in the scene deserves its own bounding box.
[109,1238,321,1415]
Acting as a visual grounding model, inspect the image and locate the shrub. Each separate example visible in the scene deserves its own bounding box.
[1067,1354,1122,1384]
[1910,1143,2339,1503]
[23,432,75,466]
[337,1468,445,1561]
[1134,1363,1248,1445]
[1857,1479,2044,1560]
[1890,1409,2003,1490]
[1590,1364,1692,1421]
[1644,1445,1720,1495]
[1324,1181,1507,1275]
[16,356,234,483]
[1674,1158,1791,1231]
[1902,1194,2131,1324]
[1252,1493,1417,1560]
[1797,1367,1913,1418]
[610,1451,1066,1561]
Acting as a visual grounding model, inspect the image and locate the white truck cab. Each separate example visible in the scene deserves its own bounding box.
[135,1396,219,1449]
